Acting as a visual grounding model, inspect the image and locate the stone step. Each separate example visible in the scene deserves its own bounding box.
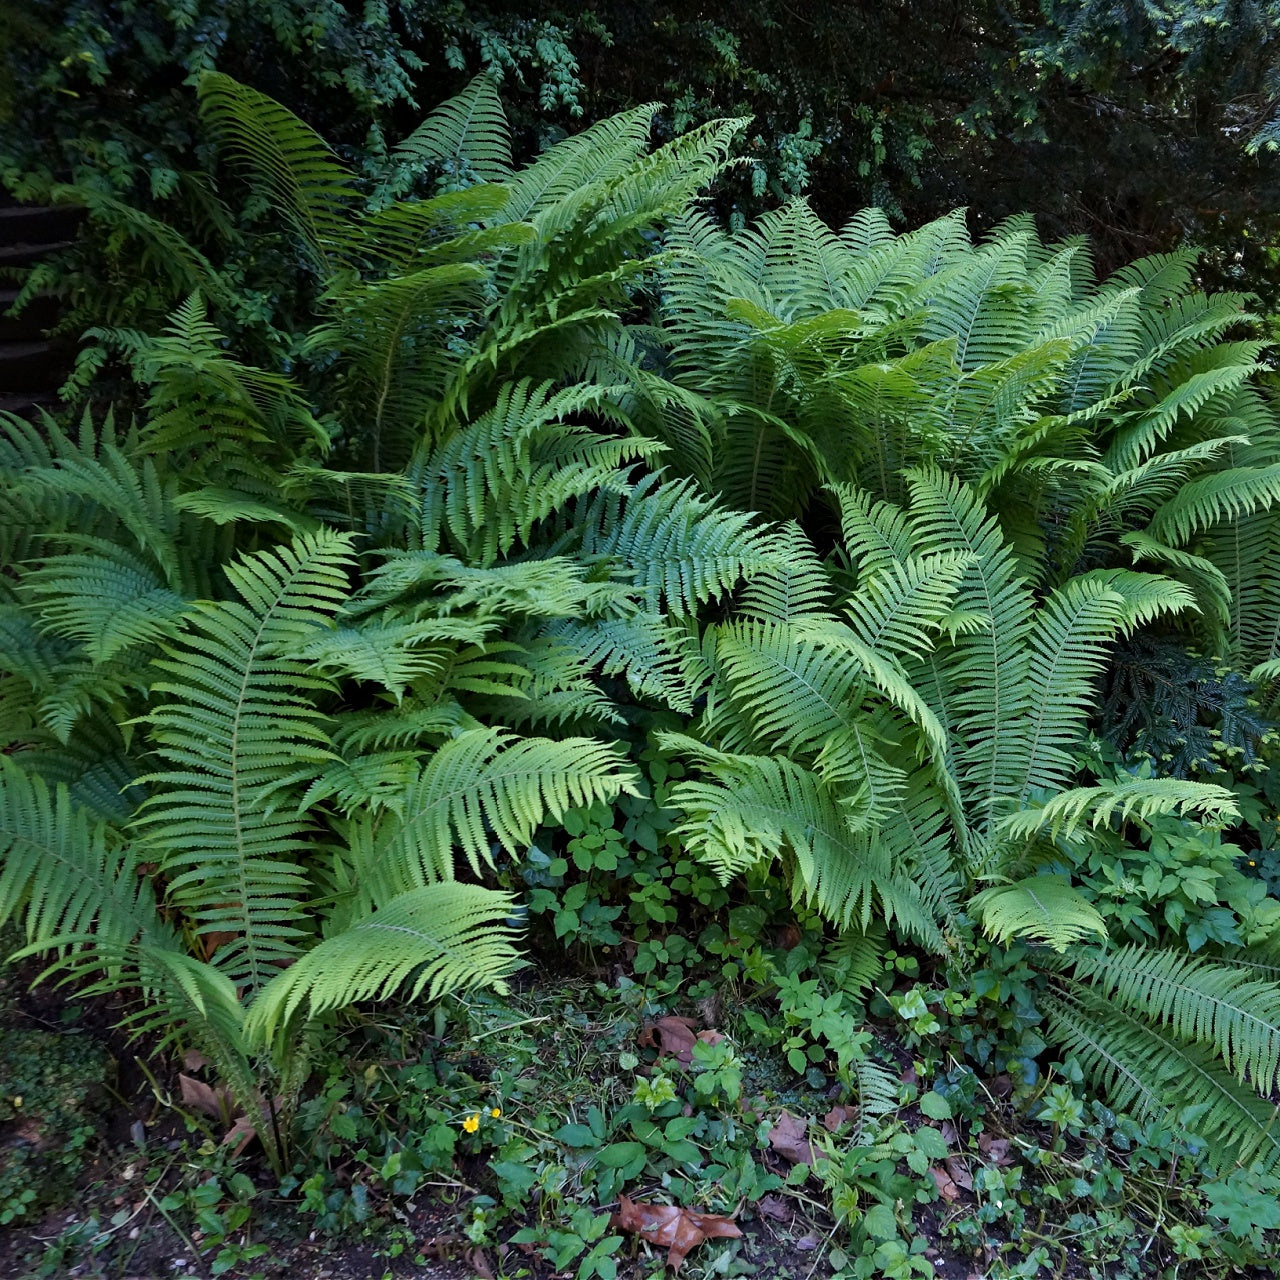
[0,289,59,340]
[0,203,85,244]
[0,239,76,268]
[0,389,57,418]
[0,340,67,392]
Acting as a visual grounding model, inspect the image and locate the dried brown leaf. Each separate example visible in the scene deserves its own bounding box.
[767,1111,814,1166]
[756,1194,790,1222]
[978,1133,1012,1166]
[930,1166,960,1202]
[178,1074,235,1123]
[612,1194,741,1272]
[638,1016,700,1065]
[822,1104,857,1133]
[945,1155,973,1192]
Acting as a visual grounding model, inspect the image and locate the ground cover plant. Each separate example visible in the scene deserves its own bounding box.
[4,66,1280,1280]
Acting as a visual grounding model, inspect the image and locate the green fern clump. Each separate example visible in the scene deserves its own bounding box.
[10,62,1280,1193]
[657,202,1280,674]
[0,75,779,1170]
[663,468,1280,1176]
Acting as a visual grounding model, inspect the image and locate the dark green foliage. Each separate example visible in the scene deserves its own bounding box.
[5,55,1280,1238]
[0,959,111,1227]
[1101,638,1275,774]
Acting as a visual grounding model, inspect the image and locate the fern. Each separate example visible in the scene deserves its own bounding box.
[999,776,1238,840]
[1069,946,1280,1093]
[970,875,1106,950]
[0,763,172,964]
[370,728,638,893]
[136,531,355,990]
[246,884,521,1046]
[395,73,512,182]
[1045,988,1280,1175]
[197,72,360,275]
[660,733,940,947]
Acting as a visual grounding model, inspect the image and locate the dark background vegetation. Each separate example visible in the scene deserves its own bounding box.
[5,1,1280,303]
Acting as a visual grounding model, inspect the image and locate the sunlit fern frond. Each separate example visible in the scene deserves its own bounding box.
[135,530,356,990]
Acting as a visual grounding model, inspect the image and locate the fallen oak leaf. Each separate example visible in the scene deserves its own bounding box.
[930,1165,960,1203]
[612,1194,741,1271]
[945,1155,974,1192]
[178,1074,236,1125]
[182,1049,210,1073]
[767,1110,814,1166]
[822,1104,857,1133]
[639,1016,699,1065]
[755,1194,790,1222]
[978,1133,1012,1167]
[219,1094,287,1157]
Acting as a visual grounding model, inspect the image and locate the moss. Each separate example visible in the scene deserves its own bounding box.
[0,945,113,1225]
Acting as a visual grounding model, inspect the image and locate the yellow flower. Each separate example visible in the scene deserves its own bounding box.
[462,1113,480,1133]
[11,1096,21,1108]
[490,1107,502,1118]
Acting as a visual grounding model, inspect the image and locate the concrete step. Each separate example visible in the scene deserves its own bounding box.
[0,204,85,244]
[0,341,67,392]
[0,289,59,340]
[0,390,57,418]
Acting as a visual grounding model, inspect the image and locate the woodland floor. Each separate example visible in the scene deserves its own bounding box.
[0,958,1226,1280]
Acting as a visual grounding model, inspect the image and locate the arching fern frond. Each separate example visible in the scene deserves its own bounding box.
[372,728,638,893]
[395,72,512,182]
[1070,945,1280,1093]
[197,72,360,275]
[246,884,521,1047]
[1045,987,1280,1175]
[0,763,172,969]
[136,530,356,990]
[1000,776,1238,841]
[659,735,940,948]
[970,874,1106,950]
[20,546,188,664]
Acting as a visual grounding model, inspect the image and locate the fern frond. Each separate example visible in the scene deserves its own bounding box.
[579,474,776,615]
[372,728,638,892]
[1000,776,1238,840]
[1045,987,1280,1174]
[737,523,834,622]
[246,885,521,1046]
[660,736,941,948]
[843,551,970,662]
[970,874,1106,950]
[21,546,188,663]
[1144,464,1280,547]
[0,763,172,967]
[136,531,356,990]
[198,72,359,275]
[544,611,704,711]
[293,617,479,701]
[1071,945,1280,1093]
[395,72,512,181]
